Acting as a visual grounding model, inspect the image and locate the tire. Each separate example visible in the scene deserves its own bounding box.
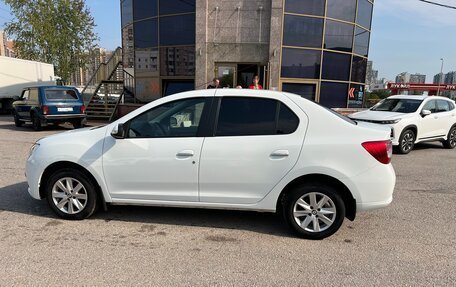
[45,168,98,220]
[282,184,345,240]
[443,126,456,149]
[72,119,83,129]
[13,112,23,127]
[31,113,43,131]
[396,129,415,154]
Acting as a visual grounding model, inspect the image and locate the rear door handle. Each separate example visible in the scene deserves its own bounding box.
[270,150,289,158]
[176,150,194,158]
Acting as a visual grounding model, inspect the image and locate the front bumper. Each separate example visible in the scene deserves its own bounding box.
[26,155,44,200]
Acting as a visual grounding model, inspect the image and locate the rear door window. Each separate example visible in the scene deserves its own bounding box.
[215,97,299,136]
[45,89,79,101]
[436,100,451,113]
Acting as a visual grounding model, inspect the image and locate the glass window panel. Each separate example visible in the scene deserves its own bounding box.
[216,97,278,136]
[278,103,300,134]
[121,0,133,28]
[128,97,205,138]
[282,83,316,101]
[357,0,373,29]
[283,15,323,48]
[122,25,135,68]
[281,48,321,79]
[354,27,370,57]
[135,77,160,102]
[284,0,326,17]
[324,20,353,52]
[327,0,356,22]
[319,82,349,108]
[436,100,450,112]
[159,14,195,46]
[160,46,195,76]
[322,52,351,81]
[136,48,159,76]
[351,56,367,83]
[348,84,365,108]
[133,0,157,21]
[159,0,195,15]
[134,19,158,48]
[163,80,195,96]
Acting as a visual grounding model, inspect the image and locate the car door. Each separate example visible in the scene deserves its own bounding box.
[435,100,455,136]
[199,96,307,204]
[418,99,440,140]
[102,96,212,202]
[16,89,30,118]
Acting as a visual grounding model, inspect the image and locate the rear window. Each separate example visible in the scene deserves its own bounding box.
[45,89,79,101]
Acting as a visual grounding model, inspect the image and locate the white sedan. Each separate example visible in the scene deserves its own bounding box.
[26,89,395,239]
[350,95,456,154]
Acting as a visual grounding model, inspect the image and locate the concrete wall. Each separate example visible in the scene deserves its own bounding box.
[195,0,278,89]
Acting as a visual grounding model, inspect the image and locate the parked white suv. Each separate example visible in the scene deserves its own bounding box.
[26,89,396,239]
[350,95,456,154]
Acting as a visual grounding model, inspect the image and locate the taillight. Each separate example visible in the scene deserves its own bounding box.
[80,105,86,114]
[362,140,392,164]
[42,105,49,115]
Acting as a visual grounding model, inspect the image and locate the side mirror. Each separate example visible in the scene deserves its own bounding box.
[421,110,431,117]
[111,123,126,139]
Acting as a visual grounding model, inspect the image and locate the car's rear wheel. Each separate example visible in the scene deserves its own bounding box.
[31,114,42,131]
[283,184,345,240]
[72,119,83,129]
[45,168,97,220]
[443,126,456,149]
[397,129,415,154]
[13,112,23,127]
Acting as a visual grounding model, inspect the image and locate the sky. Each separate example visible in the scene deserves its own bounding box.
[1,0,455,83]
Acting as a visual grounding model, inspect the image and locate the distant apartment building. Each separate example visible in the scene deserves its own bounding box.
[71,47,114,86]
[395,72,410,83]
[366,60,378,91]
[409,73,426,84]
[433,72,444,85]
[0,30,16,58]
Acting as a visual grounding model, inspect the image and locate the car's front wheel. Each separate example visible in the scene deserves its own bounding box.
[13,112,23,127]
[396,129,415,154]
[443,126,456,149]
[283,184,345,240]
[45,168,98,220]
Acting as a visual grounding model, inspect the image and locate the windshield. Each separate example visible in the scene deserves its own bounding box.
[45,89,79,101]
[371,99,422,113]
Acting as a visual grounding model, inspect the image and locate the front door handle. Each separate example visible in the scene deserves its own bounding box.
[270,150,289,158]
[176,150,194,158]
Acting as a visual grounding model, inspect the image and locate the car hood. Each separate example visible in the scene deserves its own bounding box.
[349,110,405,121]
[37,125,108,144]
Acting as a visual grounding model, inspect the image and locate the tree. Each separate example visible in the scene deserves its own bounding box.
[4,0,98,84]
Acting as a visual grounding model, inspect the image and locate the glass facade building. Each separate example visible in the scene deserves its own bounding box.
[121,0,374,108]
[281,0,373,108]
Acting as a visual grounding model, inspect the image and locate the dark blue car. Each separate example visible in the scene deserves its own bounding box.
[12,86,86,131]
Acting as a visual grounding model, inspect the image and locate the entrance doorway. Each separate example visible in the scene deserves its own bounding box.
[216,63,265,89]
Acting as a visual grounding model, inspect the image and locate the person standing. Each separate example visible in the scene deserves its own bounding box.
[249,75,263,90]
[207,78,220,89]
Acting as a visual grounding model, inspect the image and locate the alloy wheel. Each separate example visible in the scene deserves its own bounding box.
[51,177,88,214]
[401,132,414,152]
[293,192,337,233]
[450,128,456,147]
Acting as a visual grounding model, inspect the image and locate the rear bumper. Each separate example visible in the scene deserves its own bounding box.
[44,114,86,119]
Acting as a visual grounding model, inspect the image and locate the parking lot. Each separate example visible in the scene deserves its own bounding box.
[0,115,455,286]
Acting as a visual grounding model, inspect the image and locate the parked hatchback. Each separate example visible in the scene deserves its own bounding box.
[349,95,456,154]
[12,86,86,131]
[26,89,395,239]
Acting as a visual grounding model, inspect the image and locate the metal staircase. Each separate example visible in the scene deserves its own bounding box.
[82,47,128,121]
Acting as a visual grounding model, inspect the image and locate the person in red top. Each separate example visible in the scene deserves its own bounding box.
[249,75,263,90]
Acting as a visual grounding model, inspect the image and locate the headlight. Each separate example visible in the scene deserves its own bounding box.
[28,142,40,158]
[380,119,401,124]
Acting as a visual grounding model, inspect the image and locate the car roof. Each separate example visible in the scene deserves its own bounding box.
[25,85,77,90]
[388,95,453,101]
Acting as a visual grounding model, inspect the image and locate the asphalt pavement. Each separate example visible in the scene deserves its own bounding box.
[0,115,455,286]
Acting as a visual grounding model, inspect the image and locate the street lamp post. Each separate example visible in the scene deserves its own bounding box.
[437,58,444,96]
